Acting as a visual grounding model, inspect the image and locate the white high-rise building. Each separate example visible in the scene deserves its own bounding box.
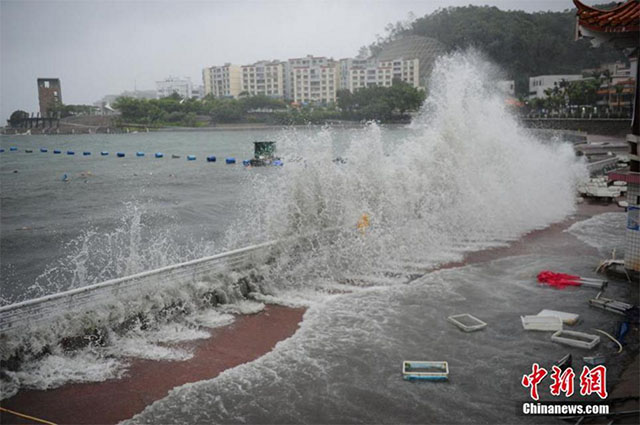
[156,76,193,99]
[240,61,285,98]
[347,58,420,92]
[202,64,242,98]
[338,58,370,90]
[288,55,338,105]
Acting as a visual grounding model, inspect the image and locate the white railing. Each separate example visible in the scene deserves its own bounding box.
[0,241,276,334]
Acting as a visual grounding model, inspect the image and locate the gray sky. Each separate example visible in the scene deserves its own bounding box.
[0,0,593,120]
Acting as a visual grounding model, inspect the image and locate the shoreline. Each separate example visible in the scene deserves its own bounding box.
[0,305,305,425]
[1,201,635,424]
[0,122,403,136]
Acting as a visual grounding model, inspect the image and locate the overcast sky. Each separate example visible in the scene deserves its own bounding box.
[0,0,599,120]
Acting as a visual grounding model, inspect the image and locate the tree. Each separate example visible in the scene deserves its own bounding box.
[372,5,625,96]
[8,110,29,127]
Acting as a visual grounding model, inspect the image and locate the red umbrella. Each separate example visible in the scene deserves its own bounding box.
[537,270,605,290]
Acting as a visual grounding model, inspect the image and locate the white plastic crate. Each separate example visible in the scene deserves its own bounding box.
[551,330,600,350]
[521,315,563,331]
[447,314,487,332]
[537,309,579,326]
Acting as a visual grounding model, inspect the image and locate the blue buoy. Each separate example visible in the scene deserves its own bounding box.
[206,155,216,162]
[155,152,164,158]
[67,150,75,155]
[101,151,109,156]
[273,159,283,166]
[10,147,17,151]
[83,151,91,156]
[117,152,125,158]
[187,155,196,161]
[40,148,48,153]
[136,152,145,157]
[242,159,251,166]
[62,173,68,181]
[53,150,61,154]
[225,157,236,164]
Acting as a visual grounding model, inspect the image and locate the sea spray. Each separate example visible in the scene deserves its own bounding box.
[225,51,587,293]
[10,202,217,305]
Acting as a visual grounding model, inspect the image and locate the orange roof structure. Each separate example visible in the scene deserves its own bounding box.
[574,0,640,33]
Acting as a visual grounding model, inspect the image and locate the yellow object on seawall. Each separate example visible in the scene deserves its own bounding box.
[357,213,370,235]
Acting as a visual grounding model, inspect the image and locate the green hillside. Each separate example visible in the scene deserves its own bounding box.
[369,4,626,96]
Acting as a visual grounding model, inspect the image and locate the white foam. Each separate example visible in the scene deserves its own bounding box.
[2,350,126,399]
[218,300,265,315]
[107,336,193,361]
[567,212,627,253]
[187,309,235,328]
[144,323,210,344]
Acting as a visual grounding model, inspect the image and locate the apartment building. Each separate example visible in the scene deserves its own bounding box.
[240,61,285,98]
[289,55,338,105]
[156,76,192,99]
[528,75,582,99]
[338,58,370,90]
[202,64,241,98]
[348,58,420,92]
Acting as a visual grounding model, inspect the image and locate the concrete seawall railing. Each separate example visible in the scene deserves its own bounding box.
[0,241,276,334]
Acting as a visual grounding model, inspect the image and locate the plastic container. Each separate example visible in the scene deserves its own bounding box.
[521,315,563,331]
[551,330,600,349]
[67,150,75,155]
[83,152,91,156]
[155,153,164,158]
[101,151,109,156]
[117,152,125,158]
[206,156,217,162]
[53,150,61,154]
[40,148,48,153]
[187,155,196,161]
[225,157,236,164]
[583,355,605,366]
[447,314,487,332]
[136,152,145,157]
[10,147,17,151]
[537,309,579,326]
[402,361,448,381]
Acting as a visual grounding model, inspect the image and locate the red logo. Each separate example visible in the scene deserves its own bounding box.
[522,363,548,400]
[579,365,608,399]
[522,364,607,400]
[549,365,575,397]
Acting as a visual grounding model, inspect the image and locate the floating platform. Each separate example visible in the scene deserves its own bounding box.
[402,361,448,381]
[447,314,487,332]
